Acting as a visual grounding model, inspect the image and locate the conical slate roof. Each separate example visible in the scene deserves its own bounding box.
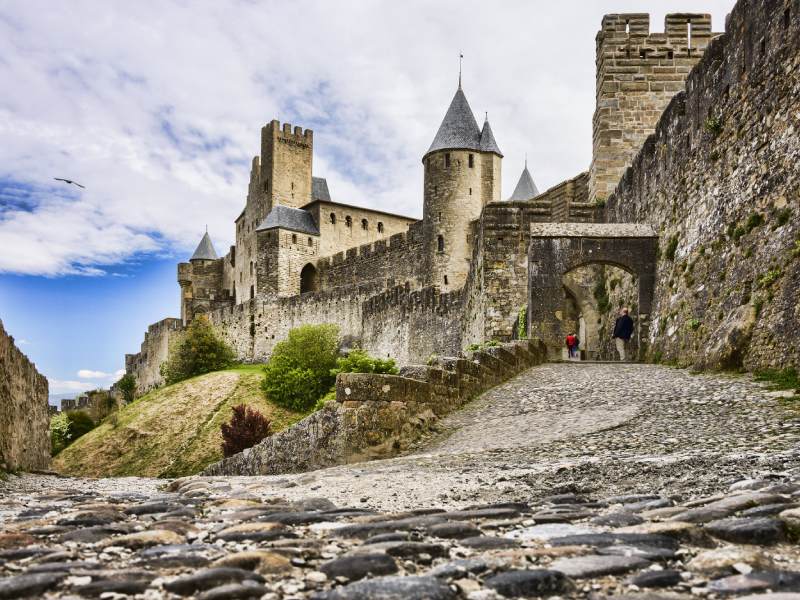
[508,163,540,201]
[426,87,481,157]
[479,117,502,156]
[190,232,218,261]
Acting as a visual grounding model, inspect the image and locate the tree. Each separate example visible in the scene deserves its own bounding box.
[262,324,340,411]
[117,373,137,404]
[160,316,236,385]
[221,404,271,457]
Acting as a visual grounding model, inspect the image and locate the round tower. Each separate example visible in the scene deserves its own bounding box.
[422,84,502,291]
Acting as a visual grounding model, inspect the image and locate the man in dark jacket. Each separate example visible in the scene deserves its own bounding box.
[612,308,634,361]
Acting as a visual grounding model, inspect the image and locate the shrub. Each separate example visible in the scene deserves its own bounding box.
[774,207,791,229]
[67,411,96,440]
[704,115,723,136]
[689,318,702,331]
[262,324,340,411]
[758,268,782,288]
[745,212,764,233]
[516,305,528,340]
[664,235,679,261]
[221,404,271,457]
[49,412,71,456]
[332,348,398,377]
[753,367,800,392]
[160,316,236,385]
[117,373,136,404]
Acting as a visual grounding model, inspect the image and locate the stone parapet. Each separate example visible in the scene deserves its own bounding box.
[203,338,547,476]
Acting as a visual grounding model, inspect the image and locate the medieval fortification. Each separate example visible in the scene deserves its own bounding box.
[127,1,799,394]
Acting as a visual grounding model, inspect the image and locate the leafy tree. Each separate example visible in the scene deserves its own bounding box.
[67,411,95,440]
[262,324,340,411]
[221,404,271,457]
[331,348,398,376]
[117,373,137,404]
[160,316,236,385]
[49,412,71,456]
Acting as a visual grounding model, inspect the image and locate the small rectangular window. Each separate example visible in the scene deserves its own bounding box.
[785,7,791,29]
[445,153,451,168]
[468,154,474,168]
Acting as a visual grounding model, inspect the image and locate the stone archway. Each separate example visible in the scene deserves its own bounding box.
[300,263,319,294]
[528,223,658,360]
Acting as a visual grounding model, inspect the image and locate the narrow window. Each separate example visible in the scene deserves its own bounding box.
[250,285,254,299]
[361,218,368,230]
[469,187,472,196]
[639,49,646,59]
[329,212,336,224]
[468,154,474,168]
[377,222,384,233]
[785,7,791,29]
[345,216,352,228]
[445,153,451,168]
[308,237,313,246]
[249,261,253,276]
[437,235,444,252]
[291,181,294,190]
[444,275,448,285]
[291,233,297,244]
[760,37,766,55]
[625,19,630,34]
[687,18,693,50]
[667,49,674,59]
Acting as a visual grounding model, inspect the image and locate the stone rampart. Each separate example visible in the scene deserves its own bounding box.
[203,338,547,475]
[606,0,800,370]
[0,319,50,471]
[125,318,183,394]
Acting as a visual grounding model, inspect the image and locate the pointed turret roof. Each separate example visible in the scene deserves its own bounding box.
[479,116,502,156]
[425,86,481,157]
[190,231,218,261]
[508,162,540,201]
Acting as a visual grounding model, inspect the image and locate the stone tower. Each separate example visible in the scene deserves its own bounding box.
[178,231,226,325]
[260,120,314,212]
[589,13,719,203]
[423,84,502,291]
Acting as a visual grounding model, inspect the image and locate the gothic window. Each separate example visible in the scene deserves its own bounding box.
[307,237,313,246]
[330,212,336,224]
[437,235,444,252]
[291,233,297,244]
[377,222,384,233]
[445,153,451,168]
[361,218,368,230]
[468,153,474,168]
[345,216,352,228]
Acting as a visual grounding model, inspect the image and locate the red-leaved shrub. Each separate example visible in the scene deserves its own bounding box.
[221,404,271,457]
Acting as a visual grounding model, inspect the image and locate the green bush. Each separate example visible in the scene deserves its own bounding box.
[117,373,136,404]
[332,348,398,376]
[262,324,340,411]
[51,411,96,456]
[160,316,236,385]
[758,268,782,288]
[516,305,528,340]
[745,212,765,233]
[753,367,800,391]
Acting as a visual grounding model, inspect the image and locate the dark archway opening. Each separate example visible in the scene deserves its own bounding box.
[300,263,319,294]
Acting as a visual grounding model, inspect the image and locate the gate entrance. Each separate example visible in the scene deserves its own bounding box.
[527,223,658,360]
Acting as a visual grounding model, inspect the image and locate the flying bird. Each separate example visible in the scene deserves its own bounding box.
[54,178,85,189]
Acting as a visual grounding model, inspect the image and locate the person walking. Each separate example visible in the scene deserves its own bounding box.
[612,308,634,361]
[565,332,578,359]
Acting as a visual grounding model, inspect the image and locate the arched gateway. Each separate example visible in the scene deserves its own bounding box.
[528,223,658,360]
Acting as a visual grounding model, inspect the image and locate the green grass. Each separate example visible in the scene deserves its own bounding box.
[52,366,308,478]
[753,367,800,391]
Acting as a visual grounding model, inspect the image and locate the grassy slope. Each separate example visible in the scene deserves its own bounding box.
[52,365,307,478]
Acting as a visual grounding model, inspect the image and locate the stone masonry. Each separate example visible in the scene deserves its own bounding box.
[0,319,49,471]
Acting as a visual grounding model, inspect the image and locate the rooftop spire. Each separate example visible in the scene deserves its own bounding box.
[458,52,463,89]
[190,231,218,261]
[425,85,481,157]
[508,161,540,201]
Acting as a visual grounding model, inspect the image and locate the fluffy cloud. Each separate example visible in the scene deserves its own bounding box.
[0,0,735,276]
[49,379,94,394]
[77,369,111,379]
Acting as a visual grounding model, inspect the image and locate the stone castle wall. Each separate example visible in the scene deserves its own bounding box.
[590,12,720,202]
[606,0,800,370]
[125,318,183,394]
[0,319,50,471]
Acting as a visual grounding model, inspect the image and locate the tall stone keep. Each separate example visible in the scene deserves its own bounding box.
[260,120,314,211]
[589,13,720,203]
[423,84,502,291]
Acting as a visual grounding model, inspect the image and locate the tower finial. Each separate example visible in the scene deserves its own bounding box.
[525,153,528,168]
[458,52,463,89]
[205,224,208,233]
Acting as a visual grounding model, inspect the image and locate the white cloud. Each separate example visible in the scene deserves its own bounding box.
[114,369,126,378]
[49,379,94,394]
[77,369,111,379]
[0,0,736,276]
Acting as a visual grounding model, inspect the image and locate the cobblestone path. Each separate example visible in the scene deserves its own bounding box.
[2,363,799,599]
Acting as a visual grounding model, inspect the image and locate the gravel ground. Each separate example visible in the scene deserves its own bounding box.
[1,363,799,599]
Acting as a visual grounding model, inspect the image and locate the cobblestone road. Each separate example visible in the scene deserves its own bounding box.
[2,363,799,599]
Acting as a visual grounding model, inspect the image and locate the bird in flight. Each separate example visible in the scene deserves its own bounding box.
[54,178,85,189]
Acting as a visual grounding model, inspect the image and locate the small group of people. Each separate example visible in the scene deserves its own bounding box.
[564,307,635,361]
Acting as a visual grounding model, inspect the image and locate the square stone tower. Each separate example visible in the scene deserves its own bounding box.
[260,121,314,211]
[589,13,720,204]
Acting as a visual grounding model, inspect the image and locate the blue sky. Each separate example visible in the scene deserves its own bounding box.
[0,0,736,395]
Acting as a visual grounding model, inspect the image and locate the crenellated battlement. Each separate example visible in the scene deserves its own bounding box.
[261,120,313,145]
[598,13,713,49]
